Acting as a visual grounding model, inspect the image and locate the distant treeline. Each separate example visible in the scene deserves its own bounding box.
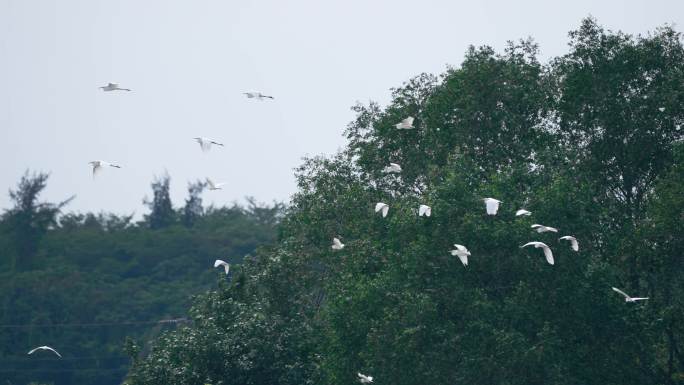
[0,172,284,385]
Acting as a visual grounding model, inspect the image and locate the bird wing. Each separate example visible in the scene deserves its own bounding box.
[44,347,62,357]
[521,242,540,248]
[631,297,649,301]
[457,253,468,266]
[215,182,226,188]
[485,199,500,215]
[570,238,579,251]
[29,346,61,357]
[375,203,386,212]
[206,179,216,189]
[92,163,102,177]
[381,205,389,217]
[332,238,343,248]
[214,259,227,268]
[548,226,559,232]
[405,116,414,125]
[541,245,554,265]
[612,287,630,299]
[560,236,579,251]
[516,209,530,216]
[453,244,467,252]
[108,83,117,87]
[418,205,428,216]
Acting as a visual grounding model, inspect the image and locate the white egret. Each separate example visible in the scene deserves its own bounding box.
[206,178,226,191]
[89,160,121,178]
[483,198,502,215]
[213,259,230,274]
[357,373,373,383]
[332,237,345,251]
[99,82,131,92]
[28,346,62,358]
[612,287,649,302]
[395,116,415,129]
[450,244,471,267]
[521,242,554,265]
[193,137,224,152]
[383,163,402,173]
[244,92,274,100]
[375,202,389,218]
[515,209,531,216]
[531,224,558,233]
[418,204,431,217]
[559,236,579,251]
[658,107,665,112]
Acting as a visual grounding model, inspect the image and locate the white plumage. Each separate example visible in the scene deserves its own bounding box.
[559,235,579,251]
[375,202,389,217]
[450,244,471,267]
[88,160,121,178]
[193,137,224,152]
[531,224,558,233]
[521,242,554,265]
[483,198,502,215]
[515,209,531,216]
[28,346,62,358]
[395,116,415,129]
[332,237,345,251]
[383,163,402,173]
[206,178,226,191]
[418,204,431,217]
[612,287,649,302]
[213,259,230,274]
[357,373,373,383]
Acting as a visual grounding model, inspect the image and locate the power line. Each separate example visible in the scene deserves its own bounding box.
[0,317,189,329]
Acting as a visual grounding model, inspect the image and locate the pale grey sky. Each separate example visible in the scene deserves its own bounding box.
[1,0,682,216]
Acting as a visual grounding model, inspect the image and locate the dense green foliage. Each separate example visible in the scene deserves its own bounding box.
[0,174,283,385]
[124,18,684,385]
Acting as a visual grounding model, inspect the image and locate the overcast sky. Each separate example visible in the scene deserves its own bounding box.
[1,0,683,217]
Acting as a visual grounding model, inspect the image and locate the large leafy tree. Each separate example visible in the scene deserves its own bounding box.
[126,18,684,385]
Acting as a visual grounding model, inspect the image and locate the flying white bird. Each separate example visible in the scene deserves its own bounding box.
[521,242,554,265]
[383,163,402,174]
[450,244,471,267]
[99,82,131,92]
[206,178,226,191]
[193,137,224,152]
[88,160,121,177]
[658,107,665,112]
[213,259,230,274]
[531,224,558,233]
[418,204,431,217]
[515,209,532,216]
[612,287,649,302]
[395,116,415,129]
[28,346,62,358]
[483,198,502,215]
[375,202,389,218]
[244,92,274,100]
[559,235,579,251]
[357,373,373,384]
[332,237,345,251]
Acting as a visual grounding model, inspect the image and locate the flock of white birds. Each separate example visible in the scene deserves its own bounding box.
[327,115,649,383]
[26,89,648,385]
[24,83,274,364]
